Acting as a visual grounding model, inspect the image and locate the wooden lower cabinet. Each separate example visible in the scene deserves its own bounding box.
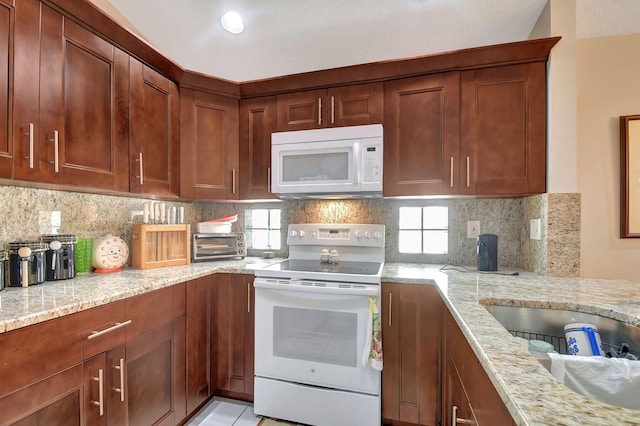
[186,275,216,414]
[0,365,84,426]
[0,285,187,426]
[382,283,442,426]
[442,310,514,426]
[215,273,254,400]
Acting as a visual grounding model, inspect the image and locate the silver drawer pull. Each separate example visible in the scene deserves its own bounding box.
[87,320,132,340]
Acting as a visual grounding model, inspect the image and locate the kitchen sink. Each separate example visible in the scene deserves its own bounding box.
[484,304,640,411]
[483,304,640,357]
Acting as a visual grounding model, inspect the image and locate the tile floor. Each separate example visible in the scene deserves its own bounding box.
[184,397,261,426]
[184,397,299,426]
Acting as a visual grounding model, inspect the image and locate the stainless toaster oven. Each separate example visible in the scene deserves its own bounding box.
[192,233,246,261]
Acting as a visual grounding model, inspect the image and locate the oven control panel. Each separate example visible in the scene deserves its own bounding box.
[287,224,385,248]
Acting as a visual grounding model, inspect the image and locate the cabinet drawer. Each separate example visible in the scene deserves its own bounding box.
[0,313,83,398]
[126,286,175,340]
[82,300,127,359]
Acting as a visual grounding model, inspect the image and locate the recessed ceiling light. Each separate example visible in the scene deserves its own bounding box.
[221,11,244,34]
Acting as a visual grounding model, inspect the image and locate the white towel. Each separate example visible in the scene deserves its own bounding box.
[548,353,640,410]
[362,296,383,370]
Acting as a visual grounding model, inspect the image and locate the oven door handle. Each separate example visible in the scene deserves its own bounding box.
[254,278,379,296]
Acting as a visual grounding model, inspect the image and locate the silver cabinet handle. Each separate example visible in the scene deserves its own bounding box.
[452,405,475,425]
[92,368,105,416]
[114,357,125,402]
[388,292,392,327]
[232,168,237,194]
[135,153,144,185]
[87,320,132,340]
[24,123,34,169]
[318,97,322,126]
[466,156,470,188]
[49,130,59,173]
[450,156,454,187]
[247,282,251,313]
[331,96,335,124]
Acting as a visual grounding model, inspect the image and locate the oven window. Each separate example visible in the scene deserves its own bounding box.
[273,306,357,367]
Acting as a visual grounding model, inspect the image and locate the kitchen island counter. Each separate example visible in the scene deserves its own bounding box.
[1,261,639,425]
[383,263,640,426]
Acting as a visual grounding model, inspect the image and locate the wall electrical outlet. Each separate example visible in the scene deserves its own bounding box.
[467,221,480,239]
[530,218,542,240]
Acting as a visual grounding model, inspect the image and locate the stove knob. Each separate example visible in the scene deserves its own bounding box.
[364,231,371,239]
[299,230,306,238]
[290,230,298,238]
[355,231,362,238]
[373,231,382,240]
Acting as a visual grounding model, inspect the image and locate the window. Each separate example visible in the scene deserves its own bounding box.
[398,206,448,254]
[245,209,281,250]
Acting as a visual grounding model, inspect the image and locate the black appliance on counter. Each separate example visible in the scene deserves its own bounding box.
[477,233,498,271]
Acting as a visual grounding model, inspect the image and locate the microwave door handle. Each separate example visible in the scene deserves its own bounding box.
[352,142,360,185]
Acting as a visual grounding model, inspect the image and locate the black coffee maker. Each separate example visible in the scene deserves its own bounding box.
[477,234,498,271]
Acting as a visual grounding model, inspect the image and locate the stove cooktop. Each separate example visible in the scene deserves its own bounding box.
[256,259,384,284]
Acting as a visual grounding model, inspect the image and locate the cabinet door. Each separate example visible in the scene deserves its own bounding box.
[83,346,127,426]
[12,0,43,182]
[0,0,11,178]
[216,273,254,399]
[37,8,129,190]
[384,72,460,196]
[276,89,325,131]
[186,276,213,414]
[460,63,546,196]
[126,321,177,426]
[443,358,477,426]
[0,364,84,426]
[180,89,240,200]
[130,58,180,196]
[239,96,277,199]
[443,310,514,426]
[327,82,383,127]
[382,283,441,426]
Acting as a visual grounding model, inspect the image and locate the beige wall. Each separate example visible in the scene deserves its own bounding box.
[577,33,640,282]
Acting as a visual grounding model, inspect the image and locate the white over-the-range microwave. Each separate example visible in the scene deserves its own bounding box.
[271,124,383,198]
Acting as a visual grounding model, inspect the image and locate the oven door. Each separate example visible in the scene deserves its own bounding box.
[254,278,381,395]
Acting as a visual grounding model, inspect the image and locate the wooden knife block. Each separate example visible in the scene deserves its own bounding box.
[131,224,191,269]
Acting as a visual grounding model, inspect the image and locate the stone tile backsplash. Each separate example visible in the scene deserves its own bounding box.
[0,184,581,275]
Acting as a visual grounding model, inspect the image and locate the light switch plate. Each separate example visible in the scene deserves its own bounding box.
[467,221,480,239]
[530,218,541,240]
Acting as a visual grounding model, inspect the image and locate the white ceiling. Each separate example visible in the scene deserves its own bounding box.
[103,0,640,83]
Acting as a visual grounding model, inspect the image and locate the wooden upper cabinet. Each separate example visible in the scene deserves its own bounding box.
[383,72,460,196]
[180,89,240,200]
[130,58,180,197]
[12,0,129,191]
[276,83,383,131]
[239,96,277,200]
[0,1,10,179]
[460,62,546,196]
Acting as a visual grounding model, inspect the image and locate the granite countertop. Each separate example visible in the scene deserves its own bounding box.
[1,260,640,425]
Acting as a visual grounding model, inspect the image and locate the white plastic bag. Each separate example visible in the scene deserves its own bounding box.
[548,353,640,410]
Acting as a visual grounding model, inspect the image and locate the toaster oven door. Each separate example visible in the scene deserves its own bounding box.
[192,234,244,260]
